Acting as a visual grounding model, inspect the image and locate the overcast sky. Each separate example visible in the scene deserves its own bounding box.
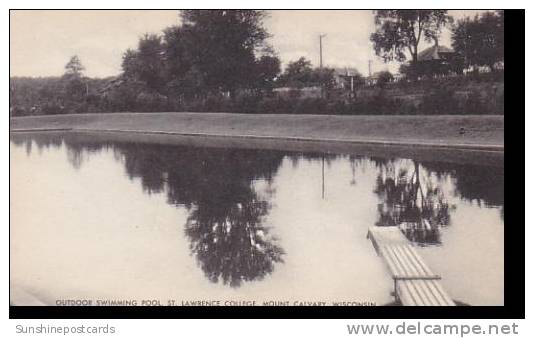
[10,10,486,78]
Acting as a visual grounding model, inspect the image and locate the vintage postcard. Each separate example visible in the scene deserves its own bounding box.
[9,9,513,317]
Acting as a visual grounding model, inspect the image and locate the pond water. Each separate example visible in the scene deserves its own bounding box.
[10,132,504,306]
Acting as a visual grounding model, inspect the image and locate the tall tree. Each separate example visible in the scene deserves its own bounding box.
[63,56,87,105]
[278,57,335,89]
[162,25,194,85]
[254,54,281,91]
[121,34,166,92]
[370,10,453,64]
[64,55,85,77]
[452,11,504,71]
[180,10,270,97]
[278,57,313,86]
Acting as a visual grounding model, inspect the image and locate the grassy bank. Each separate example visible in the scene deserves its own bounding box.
[10,112,504,150]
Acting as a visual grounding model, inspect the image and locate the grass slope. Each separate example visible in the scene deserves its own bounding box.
[10,112,504,148]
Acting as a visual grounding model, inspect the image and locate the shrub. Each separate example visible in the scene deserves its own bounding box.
[421,85,459,115]
[233,94,261,114]
[376,71,394,87]
[464,91,487,115]
[496,91,504,115]
[41,102,65,115]
[203,94,231,112]
[256,96,295,114]
[293,98,328,114]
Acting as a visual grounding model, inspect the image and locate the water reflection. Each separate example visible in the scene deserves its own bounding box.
[185,196,284,287]
[10,133,504,292]
[373,159,454,245]
[423,161,504,220]
[11,134,286,287]
[117,145,286,286]
[156,147,285,287]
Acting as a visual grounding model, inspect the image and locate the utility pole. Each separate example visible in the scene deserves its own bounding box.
[319,34,327,68]
[368,60,372,77]
[319,34,327,99]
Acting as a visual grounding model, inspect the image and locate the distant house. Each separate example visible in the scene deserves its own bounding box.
[364,71,402,86]
[332,68,362,90]
[418,44,456,63]
[416,41,460,75]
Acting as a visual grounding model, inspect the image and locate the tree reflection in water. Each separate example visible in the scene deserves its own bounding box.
[116,144,287,287]
[13,134,504,278]
[423,161,504,221]
[374,159,455,245]
[185,194,284,287]
[11,133,286,287]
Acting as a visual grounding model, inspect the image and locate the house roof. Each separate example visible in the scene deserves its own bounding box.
[333,68,360,77]
[417,45,455,61]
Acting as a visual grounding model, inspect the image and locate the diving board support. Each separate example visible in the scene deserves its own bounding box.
[367,226,456,306]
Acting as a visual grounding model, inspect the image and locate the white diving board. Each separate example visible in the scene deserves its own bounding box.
[368,226,456,306]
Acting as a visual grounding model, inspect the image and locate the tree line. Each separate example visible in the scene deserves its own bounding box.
[372,10,504,77]
[10,10,504,117]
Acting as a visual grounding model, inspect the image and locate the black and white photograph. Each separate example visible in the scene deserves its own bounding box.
[7,8,523,323]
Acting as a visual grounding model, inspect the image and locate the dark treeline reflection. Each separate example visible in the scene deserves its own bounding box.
[119,144,286,287]
[422,161,504,220]
[11,134,504,277]
[373,159,455,245]
[12,133,285,287]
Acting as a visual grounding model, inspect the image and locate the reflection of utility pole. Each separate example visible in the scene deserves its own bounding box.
[319,34,327,68]
[322,155,325,199]
[350,159,357,186]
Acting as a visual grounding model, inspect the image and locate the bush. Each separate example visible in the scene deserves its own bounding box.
[256,96,295,114]
[463,91,490,115]
[40,102,65,115]
[233,94,261,114]
[10,73,504,116]
[376,71,394,87]
[10,106,29,117]
[421,85,459,115]
[496,91,504,115]
[136,91,168,112]
[293,98,328,114]
[203,94,231,112]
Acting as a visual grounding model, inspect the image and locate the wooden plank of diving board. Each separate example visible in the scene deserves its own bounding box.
[396,245,447,306]
[391,245,432,306]
[384,245,430,306]
[401,245,454,306]
[381,246,417,306]
[368,226,455,306]
[389,245,434,306]
[381,248,414,305]
[395,245,447,306]
[404,245,456,306]
[380,245,402,276]
[395,245,443,306]
[396,244,455,306]
[369,226,407,246]
[394,244,454,306]
[381,245,426,306]
[397,245,449,306]
[381,246,421,305]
